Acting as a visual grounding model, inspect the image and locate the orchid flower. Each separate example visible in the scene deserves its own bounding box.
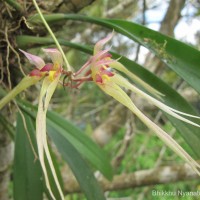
[70,33,200,175]
[20,49,65,200]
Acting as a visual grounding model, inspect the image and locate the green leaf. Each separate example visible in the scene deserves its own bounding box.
[0,76,41,110]
[48,127,106,200]
[105,18,200,94]
[118,56,200,158]
[18,102,106,199]
[46,111,113,180]
[14,112,43,200]
[32,14,200,94]
[14,111,64,200]
[18,100,113,179]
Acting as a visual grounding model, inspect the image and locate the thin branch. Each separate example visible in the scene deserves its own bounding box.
[32,0,72,71]
[105,0,136,18]
[5,27,12,90]
[112,112,135,168]
[63,161,200,193]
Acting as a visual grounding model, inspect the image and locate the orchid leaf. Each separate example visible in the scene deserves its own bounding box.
[14,112,43,200]
[14,110,65,200]
[18,101,106,200]
[28,14,200,94]
[48,127,106,200]
[0,76,41,110]
[46,111,113,180]
[17,100,113,180]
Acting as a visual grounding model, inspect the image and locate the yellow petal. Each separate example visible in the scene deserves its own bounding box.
[36,75,65,200]
[111,74,200,127]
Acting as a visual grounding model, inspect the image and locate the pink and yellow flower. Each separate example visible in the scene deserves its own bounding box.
[20,48,64,200]
[19,48,62,80]
[71,33,200,175]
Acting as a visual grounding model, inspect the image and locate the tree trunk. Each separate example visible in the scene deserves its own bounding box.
[0,129,13,200]
[63,161,200,193]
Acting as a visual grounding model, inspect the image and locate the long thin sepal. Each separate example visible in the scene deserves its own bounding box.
[100,82,200,175]
[36,78,55,199]
[36,75,65,200]
[111,74,200,127]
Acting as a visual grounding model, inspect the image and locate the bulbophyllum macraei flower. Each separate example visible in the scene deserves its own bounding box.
[19,48,63,80]
[20,48,65,200]
[69,33,200,175]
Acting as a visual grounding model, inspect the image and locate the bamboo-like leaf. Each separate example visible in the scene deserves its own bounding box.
[14,110,68,200]
[14,112,43,200]
[28,14,200,94]
[46,111,113,180]
[48,126,106,200]
[18,101,106,200]
[18,100,113,180]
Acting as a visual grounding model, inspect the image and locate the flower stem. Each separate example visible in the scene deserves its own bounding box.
[32,0,71,71]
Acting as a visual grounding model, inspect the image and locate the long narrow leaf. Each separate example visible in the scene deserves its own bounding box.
[18,102,106,200]
[14,112,43,200]
[17,100,113,179]
[47,111,113,180]
[48,127,106,200]
[28,14,200,94]
[15,109,71,200]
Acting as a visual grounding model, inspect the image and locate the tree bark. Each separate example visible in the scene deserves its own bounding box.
[42,0,96,12]
[160,0,186,36]
[0,130,13,200]
[63,162,200,193]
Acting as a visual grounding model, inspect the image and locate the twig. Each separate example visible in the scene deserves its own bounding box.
[63,161,200,193]
[0,54,4,84]
[32,0,72,71]
[105,0,136,18]
[137,128,176,200]
[5,27,12,90]
[82,100,114,118]
[112,112,135,168]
